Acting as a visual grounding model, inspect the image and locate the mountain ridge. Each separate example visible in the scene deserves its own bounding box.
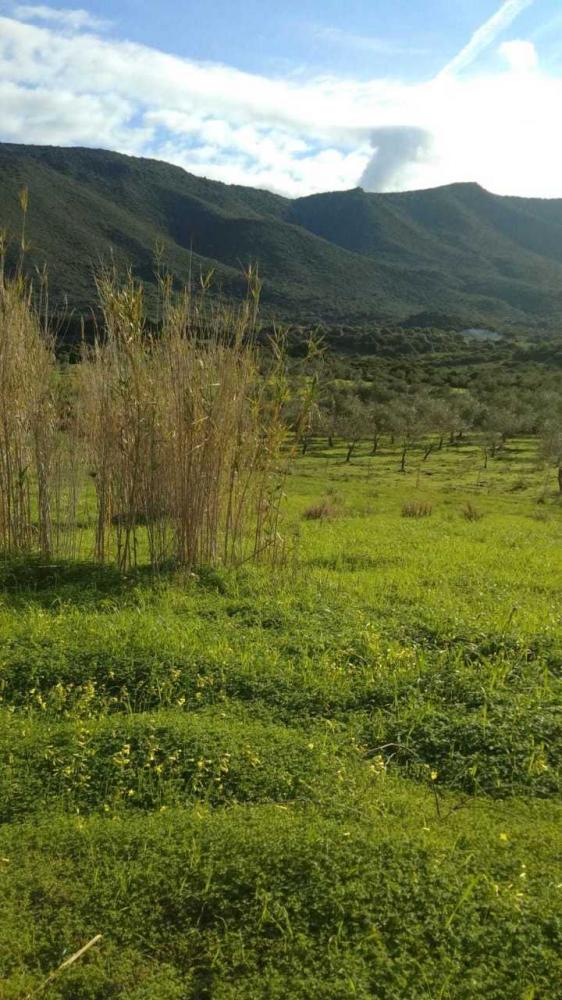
[1,142,562,330]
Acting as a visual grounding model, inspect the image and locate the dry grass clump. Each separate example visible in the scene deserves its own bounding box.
[302,497,340,521]
[401,501,432,518]
[529,509,549,522]
[462,501,483,522]
[510,478,528,492]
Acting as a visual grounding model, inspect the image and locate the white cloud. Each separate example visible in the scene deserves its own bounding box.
[0,80,153,149]
[499,39,539,71]
[0,16,373,136]
[439,0,536,76]
[154,141,368,199]
[0,7,561,198]
[12,4,110,31]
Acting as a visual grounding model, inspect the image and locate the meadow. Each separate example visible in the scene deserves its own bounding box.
[1,433,561,999]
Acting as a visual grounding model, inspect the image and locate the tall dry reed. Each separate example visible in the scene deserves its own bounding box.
[76,267,291,571]
[0,267,56,558]
[0,193,302,573]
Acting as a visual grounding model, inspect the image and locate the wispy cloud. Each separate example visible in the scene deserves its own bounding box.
[12,4,111,32]
[439,0,536,76]
[314,25,428,57]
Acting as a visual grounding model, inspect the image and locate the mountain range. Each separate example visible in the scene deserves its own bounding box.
[1,142,562,331]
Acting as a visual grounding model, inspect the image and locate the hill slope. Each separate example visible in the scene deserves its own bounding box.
[1,142,562,328]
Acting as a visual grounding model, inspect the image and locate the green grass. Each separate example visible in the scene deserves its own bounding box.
[1,435,561,998]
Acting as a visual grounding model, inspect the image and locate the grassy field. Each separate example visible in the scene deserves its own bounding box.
[1,435,561,999]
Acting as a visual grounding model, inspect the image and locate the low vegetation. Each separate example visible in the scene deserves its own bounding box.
[1,425,561,996]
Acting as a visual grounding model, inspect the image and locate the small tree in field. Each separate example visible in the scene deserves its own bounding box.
[387,395,430,473]
[479,405,509,466]
[478,392,531,466]
[318,389,339,449]
[424,396,453,452]
[432,391,479,449]
[288,338,324,456]
[336,396,367,463]
[367,402,389,455]
[286,394,321,456]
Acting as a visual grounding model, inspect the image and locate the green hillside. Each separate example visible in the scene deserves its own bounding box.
[2,142,562,328]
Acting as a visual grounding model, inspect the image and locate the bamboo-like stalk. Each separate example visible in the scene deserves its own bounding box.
[74,267,293,572]
[0,224,298,573]
[0,270,57,558]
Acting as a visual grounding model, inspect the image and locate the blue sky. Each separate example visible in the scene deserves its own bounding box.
[1,1,562,196]
[45,0,560,79]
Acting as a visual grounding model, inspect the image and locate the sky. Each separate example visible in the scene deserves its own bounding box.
[1,0,562,197]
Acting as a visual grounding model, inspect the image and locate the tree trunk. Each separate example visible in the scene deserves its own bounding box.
[400,446,407,473]
[301,437,309,456]
[558,465,562,494]
[423,442,434,461]
[346,441,356,463]
[438,436,444,450]
[372,433,379,456]
[328,435,334,449]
